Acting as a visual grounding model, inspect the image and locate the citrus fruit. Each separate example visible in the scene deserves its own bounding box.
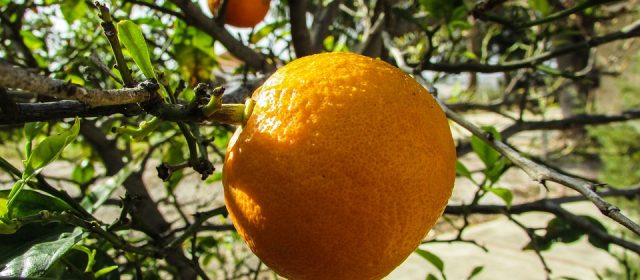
[222,52,456,280]
[208,0,270,28]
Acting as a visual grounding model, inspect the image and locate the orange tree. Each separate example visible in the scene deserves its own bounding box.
[0,0,639,279]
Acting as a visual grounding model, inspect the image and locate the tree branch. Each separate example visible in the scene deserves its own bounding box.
[0,61,156,106]
[310,0,342,52]
[445,189,640,254]
[289,0,313,58]
[441,102,640,236]
[417,19,640,73]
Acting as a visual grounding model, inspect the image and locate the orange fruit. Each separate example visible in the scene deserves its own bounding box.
[208,0,270,28]
[222,52,456,279]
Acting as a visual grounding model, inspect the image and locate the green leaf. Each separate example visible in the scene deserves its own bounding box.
[0,189,76,232]
[467,266,484,280]
[463,51,478,61]
[471,126,504,172]
[23,122,46,159]
[470,136,500,169]
[60,0,88,24]
[455,160,473,181]
[80,157,143,213]
[485,187,513,208]
[71,159,95,185]
[485,158,510,184]
[251,20,287,44]
[0,225,85,277]
[528,0,550,15]
[94,265,118,278]
[23,118,80,176]
[415,248,444,272]
[117,20,156,80]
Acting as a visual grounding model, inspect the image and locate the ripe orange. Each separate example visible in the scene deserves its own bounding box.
[208,0,270,28]
[223,52,456,279]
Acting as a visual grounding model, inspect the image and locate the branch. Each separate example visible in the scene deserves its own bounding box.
[95,2,135,87]
[124,0,186,20]
[455,109,640,156]
[289,0,313,58]
[417,19,640,73]
[16,211,159,257]
[165,206,228,249]
[445,189,640,254]
[441,102,640,236]
[501,109,640,139]
[0,6,39,68]
[310,0,342,52]
[0,61,156,106]
[476,0,616,29]
[168,0,271,71]
[0,101,140,124]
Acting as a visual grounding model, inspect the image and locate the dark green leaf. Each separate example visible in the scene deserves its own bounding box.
[581,216,610,251]
[415,248,444,272]
[117,20,156,80]
[0,190,74,218]
[547,217,582,243]
[467,266,484,280]
[523,234,552,251]
[0,226,85,277]
[426,273,439,280]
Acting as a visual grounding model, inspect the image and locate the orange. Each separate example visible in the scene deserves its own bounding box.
[208,0,270,28]
[222,52,456,280]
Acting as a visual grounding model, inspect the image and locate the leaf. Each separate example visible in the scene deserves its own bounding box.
[581,216,609,251]
[23,122,46,159]
[60,0,88,24]
[470,136,500,169]
[467,266,484,280]
[528,0,550,15]
[94,265,118,278]
[23,118,80,176]
[117,20,156,80]
[486,187,513,208]
[485,158,510,184]
[0,225,85,277]
[426,273,439,280]
[463,51,478,61]
[80,157,143,213]
[1,189,76,232]
[415,248,444,272]
[547,217,582,243]
[71,159,95,185]
[250,20,287,44]
[455,161,473,181]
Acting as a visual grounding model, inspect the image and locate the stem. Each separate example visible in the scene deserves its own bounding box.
[95,2,135,87]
